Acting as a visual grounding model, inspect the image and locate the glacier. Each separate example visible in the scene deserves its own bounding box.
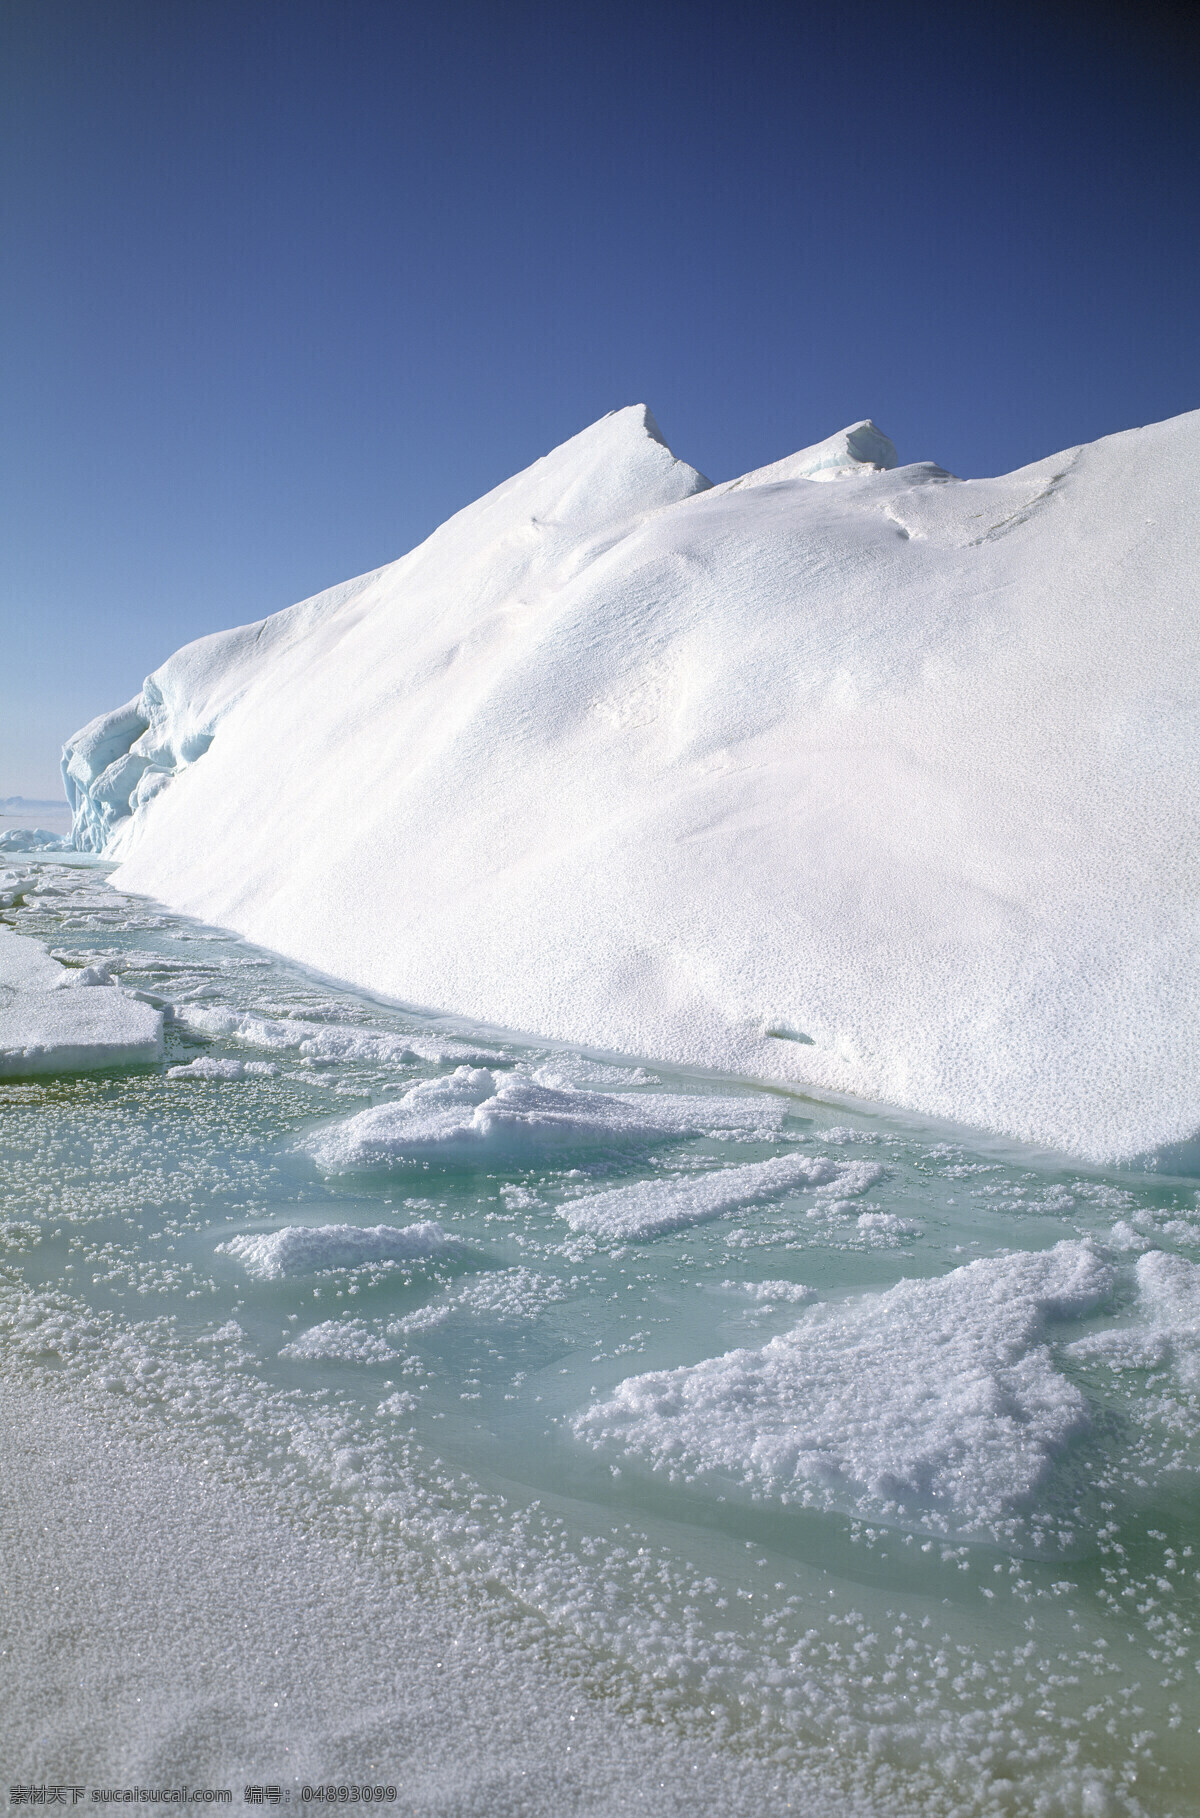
[61,405,1200,1163]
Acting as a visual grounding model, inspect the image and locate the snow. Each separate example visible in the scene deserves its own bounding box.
[65,402,1200,1162]
[0,923,163,1076]
[167,1055,279,1078]
[574,1241,1113,1540]
[218,1219,456,1279]
[1067,1248,1200,1387]
[173,1002,505,1066]
[0,828,66,852]
[306,1065,784,1171]
[561,1153,874,1240]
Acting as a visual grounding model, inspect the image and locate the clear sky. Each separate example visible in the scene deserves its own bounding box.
[2,0,1198,797]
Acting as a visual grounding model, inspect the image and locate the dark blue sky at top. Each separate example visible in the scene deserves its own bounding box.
[2,0,1198,794]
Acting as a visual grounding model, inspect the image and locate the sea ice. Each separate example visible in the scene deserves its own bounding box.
[1067,1248,1200,1387]
[393,1266,568,1332]
[574,1241,1112,1537]
[62,402,1200,1161]
[218,1219,455,1280]
[306,1065,784,1170]
[0,924,163,1076]
[561,1152,866,1240]
[0,828,65,852]
[167,1055,279,1079]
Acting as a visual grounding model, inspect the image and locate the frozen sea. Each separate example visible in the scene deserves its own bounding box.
[2,856,1198,1817]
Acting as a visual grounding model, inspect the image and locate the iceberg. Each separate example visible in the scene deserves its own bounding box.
[61,403,1200,1162]
[0,924,163,1075]
[0,828,67,853]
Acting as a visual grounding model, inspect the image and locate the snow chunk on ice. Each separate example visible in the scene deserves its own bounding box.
[307,1067,784,1171]
[574,1241,1112,1536]
[0,925,163,1076]
[218,1220,455,1280]
[562,1153,855,1240]
[1067,1249,1200,1387]
[279,1318,401,1363]
[855,1210,923,1240]
[167,1057,279,1080]
[729,1279,818,1306]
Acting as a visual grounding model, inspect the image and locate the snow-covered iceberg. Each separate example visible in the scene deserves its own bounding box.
[61,404,1200,1162]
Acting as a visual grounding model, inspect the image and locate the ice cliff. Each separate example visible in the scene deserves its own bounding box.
[62,404,1200,1163]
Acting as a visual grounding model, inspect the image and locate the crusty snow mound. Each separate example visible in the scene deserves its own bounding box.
[573,1240,1112,1539]
[218,1220,455,1280]
[306,1064,784,1172]
[62,405,1200,1162]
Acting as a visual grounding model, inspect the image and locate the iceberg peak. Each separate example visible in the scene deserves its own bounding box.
[722,419,899,491]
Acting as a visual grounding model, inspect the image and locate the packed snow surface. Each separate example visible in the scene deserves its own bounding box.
[65,405,1200,1161]
[0,920,162,1075]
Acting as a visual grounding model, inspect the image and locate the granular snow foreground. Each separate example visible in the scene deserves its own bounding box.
[63,407,1200,1163]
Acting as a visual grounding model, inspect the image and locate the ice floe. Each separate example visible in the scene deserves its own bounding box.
[218,1219,455,1280]
[307,1065,784,1170]
[167,1055,279,1079]
[279,1317,402,1363]
[174,1002,504,1066]
[574,1240,1113,1538]
[561,1152,874,1240]
[0,923,162,1076]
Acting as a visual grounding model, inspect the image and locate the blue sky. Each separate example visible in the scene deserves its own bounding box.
[2,0,1198,796]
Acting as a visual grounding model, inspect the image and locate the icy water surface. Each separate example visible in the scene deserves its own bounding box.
[2,858,1199,1816]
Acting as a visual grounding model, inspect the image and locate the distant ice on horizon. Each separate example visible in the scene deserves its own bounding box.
[58,406,1200,1164]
